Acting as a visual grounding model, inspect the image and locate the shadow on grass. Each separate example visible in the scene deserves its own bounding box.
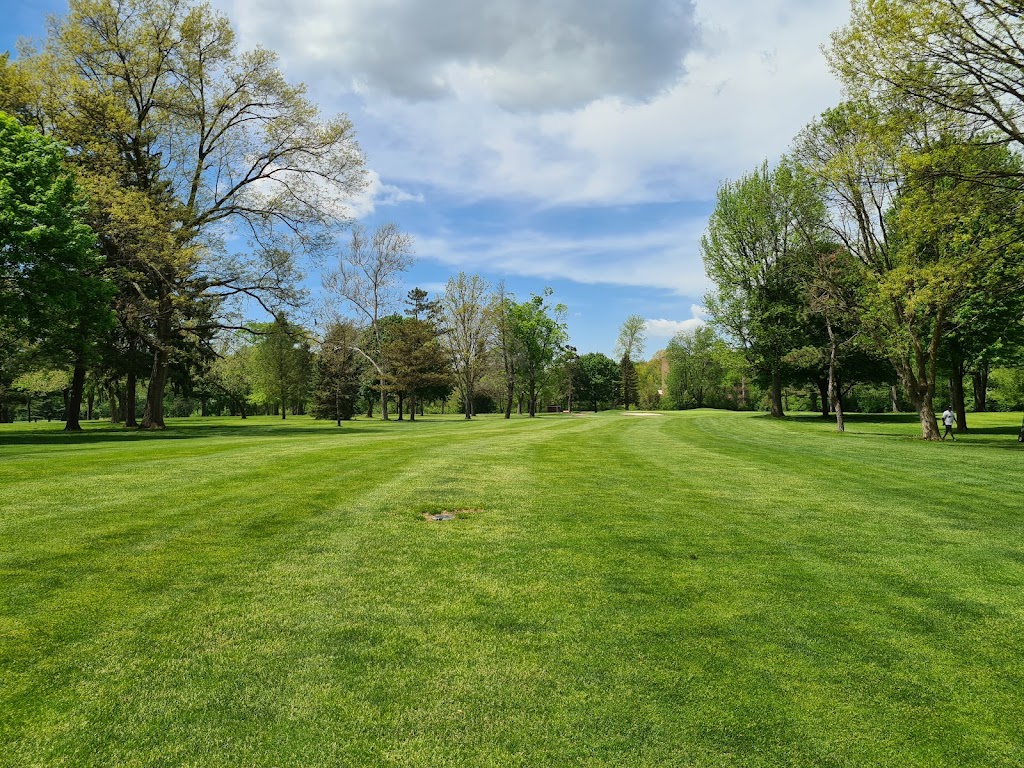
[0,421,395,446]
[781,411,1024,448]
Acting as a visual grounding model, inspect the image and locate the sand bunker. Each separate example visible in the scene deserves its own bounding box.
[622,411,663,417]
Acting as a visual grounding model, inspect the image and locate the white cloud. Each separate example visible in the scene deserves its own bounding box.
[645,317,705,338]
[413,216,712,296]
[218,0,852,291]
[226,0,700,111]
[222,0,849,207]
[343,169,425,219]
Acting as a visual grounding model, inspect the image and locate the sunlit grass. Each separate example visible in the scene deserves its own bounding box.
[1,410,1022,767]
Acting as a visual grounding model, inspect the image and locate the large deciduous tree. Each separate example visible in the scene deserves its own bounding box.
[615,314,647,362]
[831,1,1024,152]
[573,352,619,412]
[0,111,113,430]
[438,273,491,420]
[8,0,366,428]
[512,289,568,417]
[702,160,821,417]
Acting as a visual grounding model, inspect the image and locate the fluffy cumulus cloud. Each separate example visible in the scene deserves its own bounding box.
[226,0,700,111]
[645,312,706,339]
[220,0,852,295]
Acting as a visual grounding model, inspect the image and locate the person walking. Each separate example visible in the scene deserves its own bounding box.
[941,406,957,441]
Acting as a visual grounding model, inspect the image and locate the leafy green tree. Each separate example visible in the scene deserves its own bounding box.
[702,160,821,417]
[311,321,363,425]
[9,0,366,428]
[250,315,312,419]
[666,326,727,409]
[490,282,522,419]
[573,353,620,412]
[0,111,113,430]
[796,101,1024,438]
[382,316,451,421]
[619,353,639,410]
[615,314,647,361]
[831,1,1024,151]
[511,289,568,417]
[209,343,256,419]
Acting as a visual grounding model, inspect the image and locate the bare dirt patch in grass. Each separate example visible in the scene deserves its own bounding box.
[421,509,483,522]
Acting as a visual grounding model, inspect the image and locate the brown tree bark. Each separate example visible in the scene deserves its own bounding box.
[64,360,87,431]
[817,378,829,418]
[125,370,138,427]
[769,369,785,418]
[140,346,169,429]
[972,364,989,412]
[141,293,173,429]
[825,321,844,432]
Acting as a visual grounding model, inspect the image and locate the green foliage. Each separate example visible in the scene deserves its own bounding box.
[509,288,568,417]
[702,159,822,416]
[0,111,112,361]
[573,352,619,411]
[665,325,735,409]
[311,321,363,423]
[988,367,1024,411]
[618,352,639,410]
[249,315,312,417]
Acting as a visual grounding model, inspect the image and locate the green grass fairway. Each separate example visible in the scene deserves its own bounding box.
[2,411,1023,767]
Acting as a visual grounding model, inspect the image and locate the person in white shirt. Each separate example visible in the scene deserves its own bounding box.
[941,406,956,441]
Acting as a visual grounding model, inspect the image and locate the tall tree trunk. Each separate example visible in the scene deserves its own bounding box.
[903,373,941,440]
[64,360,87,432]
[109,382,122,424]
[769,369,784,418]
[87,390,95,420]
[140,346,169,429]
[825,322,844,432]
[890,385,900,413]
[528,378,537,417]
[141,296,172,430]
[240,399,247,419]
[397,392,404,421]
[200,395,208,418]
[409,393,416,422]
[816,378,829,418]
[972,364,989,413]
[27,394,32,423]
[125,371,138,427]
[380,375,388,421]
[504,378,514,419]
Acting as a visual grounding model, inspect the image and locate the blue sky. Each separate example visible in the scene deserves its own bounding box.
[1,0,848,356]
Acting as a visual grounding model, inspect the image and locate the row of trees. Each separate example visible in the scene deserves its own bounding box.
[1,0,364,429]
[700,0,1024,438]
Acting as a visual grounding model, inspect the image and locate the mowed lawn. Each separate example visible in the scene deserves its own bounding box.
[1,410,1023,768]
